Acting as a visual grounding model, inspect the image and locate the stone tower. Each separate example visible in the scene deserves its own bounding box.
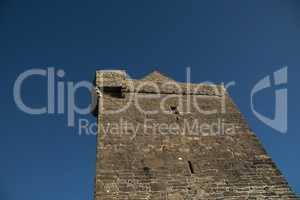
[93,70,298,200]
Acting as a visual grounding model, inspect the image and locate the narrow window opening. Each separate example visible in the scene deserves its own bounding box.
[103,87,124,98]
[143,166,151,176]
[188,161,194,174]
[170,105,180,115]
[170,105,177,111]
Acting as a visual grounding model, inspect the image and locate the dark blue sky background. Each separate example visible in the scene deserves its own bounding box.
[1,0,300,199]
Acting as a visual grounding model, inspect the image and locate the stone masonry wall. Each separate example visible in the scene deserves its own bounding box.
[94,71,298,200]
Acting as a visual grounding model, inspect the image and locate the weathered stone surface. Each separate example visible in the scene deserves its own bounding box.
[96,70,127,88]
[93,70,298,200]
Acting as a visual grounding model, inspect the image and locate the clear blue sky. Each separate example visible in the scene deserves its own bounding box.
[0,0,299,199]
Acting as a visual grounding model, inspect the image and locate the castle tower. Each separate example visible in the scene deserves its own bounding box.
[93,70,298,199]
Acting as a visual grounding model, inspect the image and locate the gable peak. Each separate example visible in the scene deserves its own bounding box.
[141,70,175,82]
